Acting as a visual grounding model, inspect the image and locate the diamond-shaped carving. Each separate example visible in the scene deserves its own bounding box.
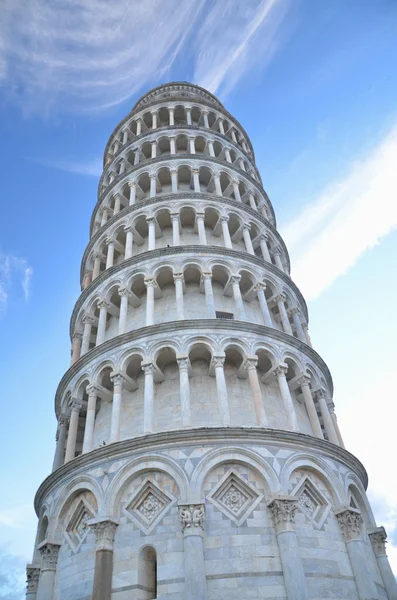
[207,470,263,526]
[292,477,330,529]
[65,499,94,552]
[123,478,175,534]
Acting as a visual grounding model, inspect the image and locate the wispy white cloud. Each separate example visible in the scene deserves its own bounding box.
[193,0,290,96]
[281,123,397,300]
[0,253,33,310]
[0,0,291,115]
[32,157,103,177]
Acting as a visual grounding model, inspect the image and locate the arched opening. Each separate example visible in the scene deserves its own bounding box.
[157,167,172,195]
[141,142,152,161]
[38,515,48,544]
[175,134,188,154]
[177,165,192,192]
[138,546,157,599]
[158,136,170,156]
[158,106,169,127]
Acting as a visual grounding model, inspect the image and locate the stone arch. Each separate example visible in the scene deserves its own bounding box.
[280,453,345,506]
[106,456,189,516]
[345,474,375,527]
[52,476,103,534]
[138,545,158,599]
[191,447,280,501]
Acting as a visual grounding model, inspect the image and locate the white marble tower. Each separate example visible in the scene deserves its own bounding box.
[26,82,396,600]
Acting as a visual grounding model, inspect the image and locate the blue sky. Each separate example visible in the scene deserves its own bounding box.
[1,0,396,595]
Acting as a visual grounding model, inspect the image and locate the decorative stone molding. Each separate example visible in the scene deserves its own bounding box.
[207,470,262,526]
[179,504,205,534]
[369,526,387,556]
[335,507,363,541]
[124,478,175,534]
[88,519,118,551]
[267,496,298,533]
[38,542,60,570]
[26,565,40,593]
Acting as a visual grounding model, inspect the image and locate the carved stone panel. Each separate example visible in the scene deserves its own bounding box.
[207,469,263,526]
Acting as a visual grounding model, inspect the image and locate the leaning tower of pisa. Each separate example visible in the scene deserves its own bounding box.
[26,83,396,600]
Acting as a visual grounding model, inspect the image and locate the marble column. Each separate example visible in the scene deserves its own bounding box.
[207,139,215,157]
[144,278,156,326]
[302,322,313,348]
[151,140,157,159]
[136,118,142,135]
[124,226,134,259]
[328,403,345,448]
[203,110,209,128]
[52,415,68,471]
[113,193,122,214]
[245,357,268,426]
[96,300,110,345]
[122,128,128,144]
[150,174,157,197]
[196,212,207,244]
[128,181,136,205]
[88,519,118,600]
[170,136,176,154]
[189,136,195,154]
[118,287,131,334]
[71,332,82,364]
[109,373,124,443]
[26,565,40,599]
[177,357,191,427]
[81,314,95,356]
[230,129,237,143]
[239,158,246,171]
[64,399,82,463]
[186,108,192,125]
[260,235,272,263]
[36,543,60,600]
[218,118,225,135]
[118,160,125,175]
[171,168,178,193]
[231,275,246,320]
[171,213,180,245]
[179,505,207,600]
[214,173,222,196]
[174,273,184,320]
[105,238,115,269]
[220,216,232,249]
[225,148,232,163]
[213,356,230,426]
[192,168,200,192]
[297,375,324,439]
[242,224,254,254]
[335,508,379,600]
[274,365,299,431]
[288,307,306,342]
[82,385,98,454]
[248,192,257,210]
[142,362,154,433]
[275,294,293,335]
[272,247,284,271]
[92,252,102,280]
[151,111,157,129]
[202,272,216,317]
[100,207,108,227]
[314,389,339,445]
[369,526,397,599]
[232,180,241,202]
[267,497,309,600]
[255,283,272,327]
[147,217,156,250]
[169,107,175,126]
[83,270,92,289]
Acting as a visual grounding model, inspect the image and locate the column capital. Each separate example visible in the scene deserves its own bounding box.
[173,272,184,283]
[149,173,157,181]
[146,215,155,224]
[313,388,327,401]
[88,518,118,551]
[82,313,96,325]
[70,398,82,412]
[271,246,282,257]
[201,271,212,281]
[335,507,363,541]
[274,293,286,304]
[99,206,109,215]
[72,331,83,341]
[127,180,136,188]
[97,299,111,311]
[38,542,61,570]
[212,355,225,368]
[242,223,251,231]
[144,277,157,289]
[141,360,154,374]
[124,224,134,234]
[232,178,240,185]
[231,274,241,284]
[267,496,298,533]
[196,211,205,220]
[297,374,311,387]
[254,281,267,292]
[176,356,189,370]
[170,166,178,174]
[288,306,301,316]
[59,414,69,427]
[192,167,200,175]
[179,504,205,535]
[219,215,229,223]
[259,233,269,242]
[110,371,125,387]
[86,383,101,396]
[170,211,180,221]
[273,363,288,378]
[93,250,104,260]
[26,565,40,593]
[369,526,387,556]
[244,357,258,370]
[105,236,115,246]
[118,287,132,298]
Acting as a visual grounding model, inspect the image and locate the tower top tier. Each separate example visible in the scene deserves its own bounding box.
[131,82,225,113]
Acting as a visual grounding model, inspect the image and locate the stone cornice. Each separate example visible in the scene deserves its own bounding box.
[34,427,367,515]
[103,94,255,166]
[132,82,225,112]
[60,319,331,415]
[74,246,300,335]
[83,195,284,281]
[100,125,261,191]
[92,154,273,232]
